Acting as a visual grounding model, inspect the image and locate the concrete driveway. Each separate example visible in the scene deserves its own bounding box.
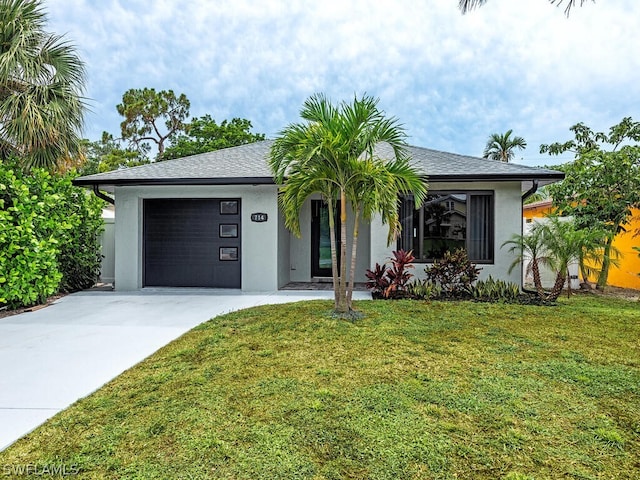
[0,288,371,451]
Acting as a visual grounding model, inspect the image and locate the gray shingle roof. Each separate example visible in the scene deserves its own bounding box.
[73,139,564,187]
[403,144,564,183]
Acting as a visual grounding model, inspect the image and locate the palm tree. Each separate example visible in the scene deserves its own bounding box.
[270,93,428,314]
[537,217,608,299]
[0,0,87,170]
[504,216,607,301]
[503,224,548,297]
[483,130,527,163]
[523,185,552,205]
[459,0,593,16]
[344,154,428,306]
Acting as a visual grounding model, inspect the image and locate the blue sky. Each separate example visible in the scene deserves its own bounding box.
[46,0,639,166]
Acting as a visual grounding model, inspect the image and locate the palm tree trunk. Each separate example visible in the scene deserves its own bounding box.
[531,258,545,298]
[347,205,361,308]
[337,189,349,312]
[547,272,567,302]
[326,199,339,308]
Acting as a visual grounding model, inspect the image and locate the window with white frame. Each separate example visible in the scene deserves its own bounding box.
[398,191,494,263]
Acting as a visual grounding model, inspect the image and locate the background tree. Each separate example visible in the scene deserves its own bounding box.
[459,0,593,16]
[270,93,428,315]
[78,132,149,175]
[116,88,189,161]
[163,115,265,160]
[483,130,526,162]
[0,0,87,170]
[541,117,640,289]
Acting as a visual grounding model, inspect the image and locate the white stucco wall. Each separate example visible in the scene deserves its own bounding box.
[369,181,524,286]
[113,184,280,292]
[288,198,371,283]
[277,207,291,288]
[111,181,526,291]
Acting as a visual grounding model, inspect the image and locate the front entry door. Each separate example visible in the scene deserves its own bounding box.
[311,200,340,277]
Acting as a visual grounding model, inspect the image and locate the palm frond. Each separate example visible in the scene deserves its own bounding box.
[458,0,488,14]
[0,0,87,170]
[460,0,593,16]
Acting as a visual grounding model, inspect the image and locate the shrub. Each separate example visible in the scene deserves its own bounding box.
[406,279,442,300]
[423,249,481,297]
[0,167,62,307]
[0,163,104,308]
[51,177,104,292]
[365,262,390,299]
[470,276,520,303]
[384,249,415,298]
[365,250,415,299]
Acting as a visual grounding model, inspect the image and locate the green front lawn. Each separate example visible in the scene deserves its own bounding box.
[1,296,639,479]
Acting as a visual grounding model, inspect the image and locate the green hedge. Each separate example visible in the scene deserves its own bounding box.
[0,163,104,309]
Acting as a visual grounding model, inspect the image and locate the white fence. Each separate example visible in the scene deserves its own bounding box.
[99,209,115,284]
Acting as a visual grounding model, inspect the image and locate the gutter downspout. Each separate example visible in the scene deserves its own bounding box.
[520,179,539,294]
[93,184,115,205]
[521,179,539,203]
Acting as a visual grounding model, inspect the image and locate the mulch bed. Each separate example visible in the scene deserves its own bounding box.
[0,294,66,320]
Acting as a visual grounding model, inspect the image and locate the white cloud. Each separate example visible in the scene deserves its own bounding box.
[44,0,640,164]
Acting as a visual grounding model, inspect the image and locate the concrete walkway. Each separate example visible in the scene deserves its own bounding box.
[0,289,371,451]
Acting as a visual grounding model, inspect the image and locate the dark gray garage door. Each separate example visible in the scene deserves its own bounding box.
[143,198,241,287]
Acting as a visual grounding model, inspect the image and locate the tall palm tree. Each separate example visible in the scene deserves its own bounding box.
[459,0,593,16]
[0,0,87,170]
[270,93,428,314]
[344,153,428,306]
[483,129,527,163]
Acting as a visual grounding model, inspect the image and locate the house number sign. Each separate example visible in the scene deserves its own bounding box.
[251,213,268,222]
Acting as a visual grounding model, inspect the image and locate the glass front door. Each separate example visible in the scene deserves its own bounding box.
[311,200,340,277]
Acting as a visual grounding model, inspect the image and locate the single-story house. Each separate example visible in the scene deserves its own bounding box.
[73,140,564,291]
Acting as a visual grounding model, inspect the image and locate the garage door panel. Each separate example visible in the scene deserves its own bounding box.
[143,199,241,287]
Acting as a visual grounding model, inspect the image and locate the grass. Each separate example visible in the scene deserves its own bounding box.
[1,295,639,479]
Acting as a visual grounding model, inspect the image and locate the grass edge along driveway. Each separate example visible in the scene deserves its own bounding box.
[1,296,638,479]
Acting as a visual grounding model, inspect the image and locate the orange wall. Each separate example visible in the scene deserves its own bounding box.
[523,201,553,220]
[607,209,640,290]
[523,203,640,290]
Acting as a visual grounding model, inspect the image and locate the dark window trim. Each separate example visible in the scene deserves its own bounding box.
[398,190,495,264]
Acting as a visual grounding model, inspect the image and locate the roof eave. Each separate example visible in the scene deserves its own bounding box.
[72,177,276,187]
[427,173,565,182]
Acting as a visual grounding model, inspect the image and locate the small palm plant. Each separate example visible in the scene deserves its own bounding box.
[503,216,608,301]
[503,225,549,298]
